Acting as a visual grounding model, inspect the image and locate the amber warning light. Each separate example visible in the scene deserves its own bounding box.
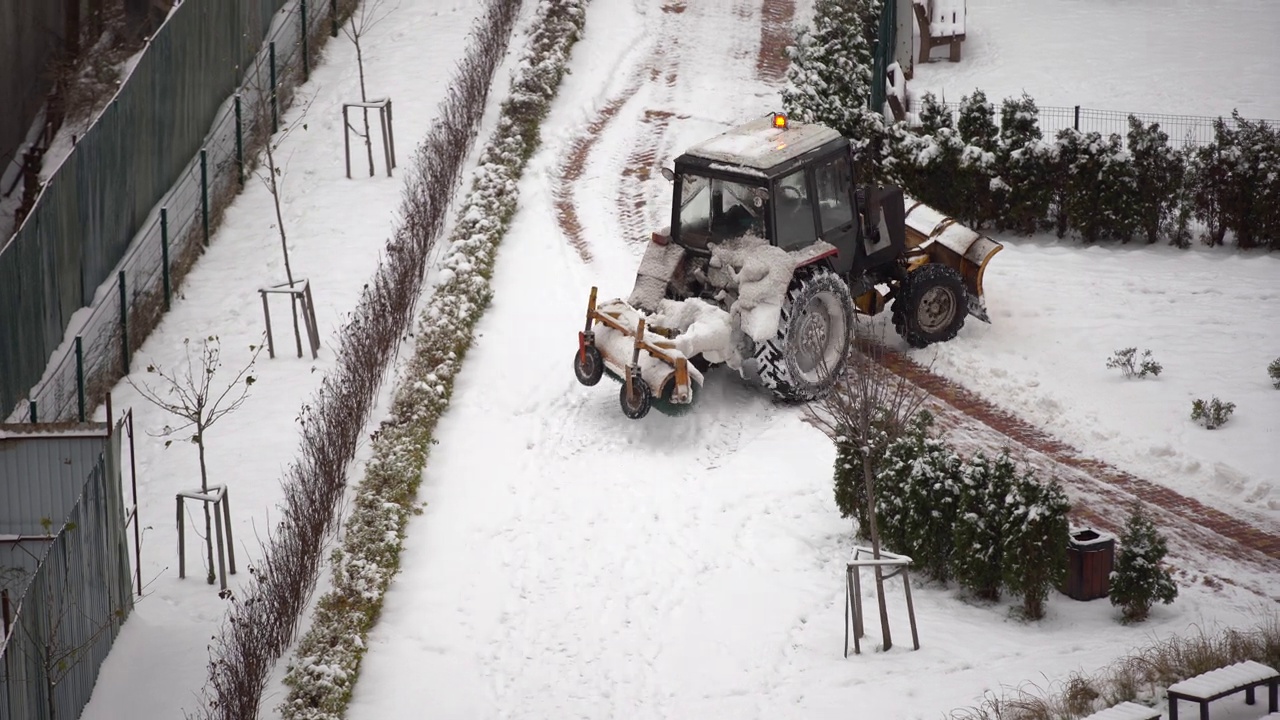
[772,113,788,129]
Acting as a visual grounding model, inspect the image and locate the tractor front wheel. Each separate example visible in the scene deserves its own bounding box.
[893,263,967,348]
[619,375,652,419]
[574,344,605,386]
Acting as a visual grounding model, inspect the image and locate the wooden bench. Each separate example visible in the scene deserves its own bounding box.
[1166,660,1279,720]
[1078,701,1160,720]
[913,0,966,63]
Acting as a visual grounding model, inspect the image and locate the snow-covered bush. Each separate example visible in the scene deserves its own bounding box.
[876,411,963,582]
[1218,113,1280,250]
[1001,473,1070,620]
[952,450,1017,602]
[1126,116,1184,244]
[917,92,953,135]
[1054,129,1135,243]
[782,0,882,139]
[1269,357,1280,389]
[1190,396,1235,429]
[832,407,899,535]
[995,94,1052,235]
[955,94,1000,229]
[957,90,999,154]
[1109,505,1178,623]
[1106,347,1163,379]
[278,2,588,718]
[1188,120,1235,247]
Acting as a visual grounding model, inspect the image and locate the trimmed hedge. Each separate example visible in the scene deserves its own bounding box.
[277,2,589,718]
[870,98,1280,250]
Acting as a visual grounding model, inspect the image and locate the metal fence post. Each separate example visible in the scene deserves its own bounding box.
[76,335,85,422]
[161,208,171,310]
[118,270,129,374]
[270,41,279,133]
[330,0,338,37]
[1074,105,1080,131]
[200,149,210,246]
[234,94,244,186]
[302,0,310,81]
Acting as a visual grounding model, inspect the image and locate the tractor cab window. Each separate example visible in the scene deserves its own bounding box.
[813,154,855,233]
[774,168,818,250]
[676,174,766,251]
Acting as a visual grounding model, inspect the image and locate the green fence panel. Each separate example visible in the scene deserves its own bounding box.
[0,0,294,418]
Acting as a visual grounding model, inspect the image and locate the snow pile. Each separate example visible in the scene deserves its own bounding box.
[706,233,794,343]
[653,298,734,364]
[592,298,707,392]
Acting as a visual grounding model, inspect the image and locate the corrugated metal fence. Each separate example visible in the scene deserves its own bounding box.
[0,428,133,720]
[1,0,334,423]
[920,102,1277,149]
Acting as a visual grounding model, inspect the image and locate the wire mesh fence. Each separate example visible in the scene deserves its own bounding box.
[913,102,1276,149]
[3,0,336,423]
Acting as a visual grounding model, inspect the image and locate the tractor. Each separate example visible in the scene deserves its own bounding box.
[573,113,1002,419]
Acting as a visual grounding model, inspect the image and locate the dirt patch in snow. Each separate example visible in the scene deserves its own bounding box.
[554,87,641,264]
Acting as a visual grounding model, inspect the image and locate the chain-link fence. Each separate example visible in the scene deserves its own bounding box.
[916,102,1276,149]
[2,0,338,423]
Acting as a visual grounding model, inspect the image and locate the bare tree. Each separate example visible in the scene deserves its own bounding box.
[342,0,396,176]
[810,323,928,651]
[128,336,263,584]
[251,94,317,356]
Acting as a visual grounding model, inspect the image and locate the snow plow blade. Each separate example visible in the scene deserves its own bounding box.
[575,287,701,418]
[902,199,1003,322]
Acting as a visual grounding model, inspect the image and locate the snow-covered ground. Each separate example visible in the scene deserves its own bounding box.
[908,0,1280,120]
[48,0,1278,717]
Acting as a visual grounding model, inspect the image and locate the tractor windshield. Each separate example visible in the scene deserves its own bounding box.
[676,174,767,251]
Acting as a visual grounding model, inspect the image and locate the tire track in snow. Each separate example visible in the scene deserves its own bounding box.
[552,2,686,263]
[553,86,640,264]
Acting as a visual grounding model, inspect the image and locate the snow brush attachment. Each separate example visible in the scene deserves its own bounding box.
[573,286,701,419]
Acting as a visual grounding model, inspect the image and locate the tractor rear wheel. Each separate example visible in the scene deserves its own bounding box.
[574,344,605,386]
[750,267,854,402]
[893,263,966,348]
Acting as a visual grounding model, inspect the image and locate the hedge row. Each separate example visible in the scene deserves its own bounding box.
[854,95,1280,250]
[782,2,1279,250]
[835,411,1072,619]
[277,1,589,718]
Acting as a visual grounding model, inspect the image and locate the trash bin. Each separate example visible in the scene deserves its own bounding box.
[1062,528,1116,601]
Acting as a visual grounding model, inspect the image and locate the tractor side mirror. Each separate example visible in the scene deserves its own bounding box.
[661,167,675,182]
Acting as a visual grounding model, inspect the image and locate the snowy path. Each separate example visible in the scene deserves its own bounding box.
[346,0,1277,718]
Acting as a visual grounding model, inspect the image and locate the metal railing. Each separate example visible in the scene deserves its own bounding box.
[908,102,1277,149]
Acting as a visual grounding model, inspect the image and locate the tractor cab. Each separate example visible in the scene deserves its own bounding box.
[664,113,904,278]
